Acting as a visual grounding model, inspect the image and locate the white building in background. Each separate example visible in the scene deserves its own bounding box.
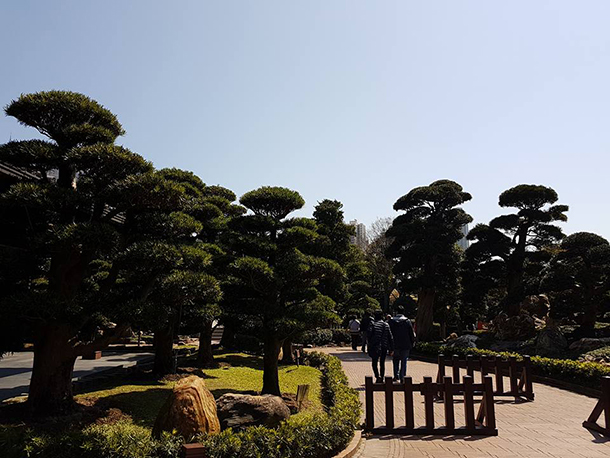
[348,219,368,249]
[457,223,470,250]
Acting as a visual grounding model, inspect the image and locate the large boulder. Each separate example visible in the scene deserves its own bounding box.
[152,375,220,439]
[535,327,568,357]
[216,393,290,431]
[569,337,610,353]
[446,334,478,349]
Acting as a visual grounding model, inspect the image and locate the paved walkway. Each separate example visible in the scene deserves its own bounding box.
[321,347,610,458]
[0,350,153,401]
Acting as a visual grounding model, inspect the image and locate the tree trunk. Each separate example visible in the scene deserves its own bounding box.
[415,287,436,342]
[281,338,294,364]
[153,326,175,376]
[506,267,524,316]
[28,324,77,414]
[196,319,215,368]
[220,316,237,350]
[262,335,282,396]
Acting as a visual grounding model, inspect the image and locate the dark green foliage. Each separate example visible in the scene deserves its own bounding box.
[240,186,305,219]
[387,180,472,341]
[5,91,124,147]
[466,184,568,316]
[542,232,610,333]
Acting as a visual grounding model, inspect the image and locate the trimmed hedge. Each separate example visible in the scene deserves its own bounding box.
[2,353,360,458]
[194,352,361,458]
[299,328,351,347]
[415,342,610,390]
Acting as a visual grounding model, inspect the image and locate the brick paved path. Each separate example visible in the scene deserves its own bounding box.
[320,347,610,458]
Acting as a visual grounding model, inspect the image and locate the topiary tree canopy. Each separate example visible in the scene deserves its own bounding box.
[0,91,204,413]
[466,184,568,316]
[223,187,341,395]
[542,232,610,334]
[387,180,472,341]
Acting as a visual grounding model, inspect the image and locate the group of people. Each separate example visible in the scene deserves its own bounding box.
[348,306,416,382]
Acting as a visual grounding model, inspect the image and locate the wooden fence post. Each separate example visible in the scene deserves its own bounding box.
[509,356,519,401]
[385,376,394,429]
[365,376,374,430]
[583,376,610,437]
[437,354,446,399]
[466,354,475,379]
[423,376,435,430]
[494,355,504,394]
[444,376,455,431]
[404,376,414,429]
[463,375,475,431]
[452,355,460,382]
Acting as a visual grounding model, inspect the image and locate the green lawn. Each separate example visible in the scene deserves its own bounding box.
[77,351,322,428]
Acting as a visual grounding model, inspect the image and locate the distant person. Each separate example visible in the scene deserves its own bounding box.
[360,311,371,353]
[367,310,394,382]
[347,315,360,350]
[389,306,416,381]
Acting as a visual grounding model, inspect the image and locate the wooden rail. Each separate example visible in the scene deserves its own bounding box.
[436,354,534,401]
[583,376,610,437]
[364,375,497,436]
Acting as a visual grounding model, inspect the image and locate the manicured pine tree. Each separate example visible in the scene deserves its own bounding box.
[387,180,473,341]
[223,187,341,395]
[542,232,610,335]
[466,184,568,316]
[0,91,162,413]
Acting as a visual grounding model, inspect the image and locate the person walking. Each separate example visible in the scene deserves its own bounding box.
[367,310,394,382]
[360,311,371,353]
[389,306,416,381]
[347,315,360,350]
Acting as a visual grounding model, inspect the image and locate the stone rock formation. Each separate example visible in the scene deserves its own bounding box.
[152,375,220,439]
[216,393,290,431]
[535,327,568,357]
[569,337,610,353]
[446,334,478,349]
[492,312,536,341]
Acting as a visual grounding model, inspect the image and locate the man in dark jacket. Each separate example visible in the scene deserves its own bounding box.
[360,311,371,353]
[367,310,394,382]
[389,306,416,381]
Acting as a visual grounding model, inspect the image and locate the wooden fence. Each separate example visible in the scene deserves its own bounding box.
[583,376,610,437]
[364,375,497,436]
[436,354,534,401]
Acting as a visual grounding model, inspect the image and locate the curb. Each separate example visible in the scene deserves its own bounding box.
[333,430,363,458]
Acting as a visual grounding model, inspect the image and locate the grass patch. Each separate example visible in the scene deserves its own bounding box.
[75,351,321,428]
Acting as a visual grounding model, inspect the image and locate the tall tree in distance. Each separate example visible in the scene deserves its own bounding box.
[466,185,568,316]
[387,180,473,341]
[224,187,341,395]
[542,232,610,335]
[365,217,396,311]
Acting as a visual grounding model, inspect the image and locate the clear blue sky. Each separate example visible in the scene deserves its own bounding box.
[1,1,609,239]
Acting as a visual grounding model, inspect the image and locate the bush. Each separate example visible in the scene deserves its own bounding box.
[299,328,350,346]
[415,342,610,390]
[300,328,333,346]
[2,422,183,458]
[194,352,360,458]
